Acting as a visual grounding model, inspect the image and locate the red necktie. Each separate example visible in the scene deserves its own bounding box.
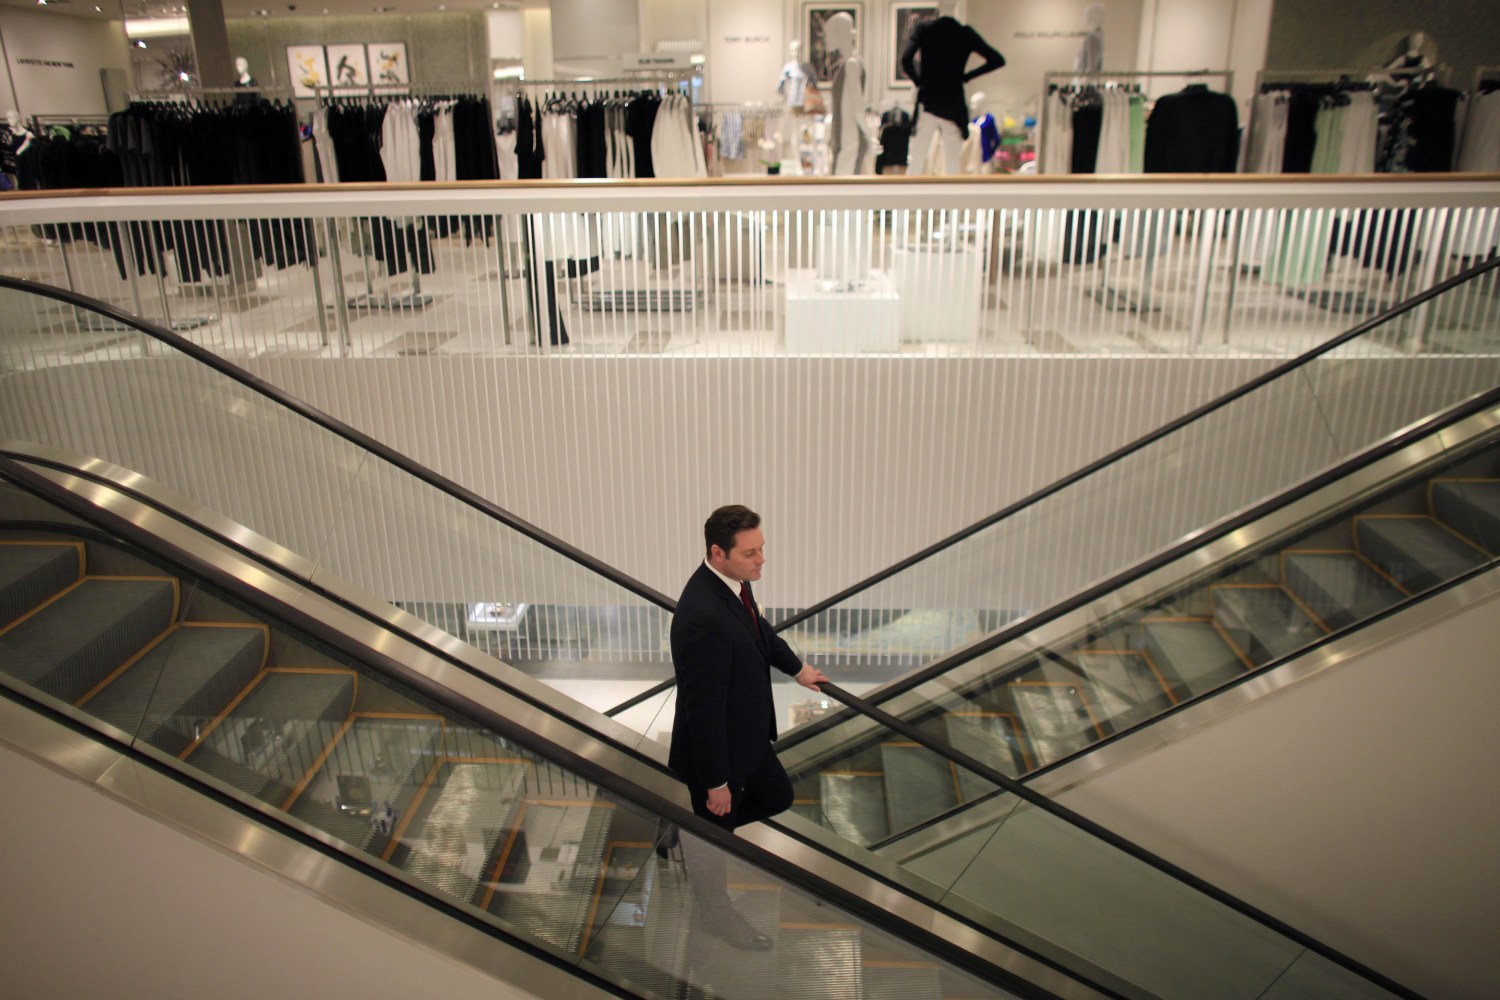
[739,581,759,630]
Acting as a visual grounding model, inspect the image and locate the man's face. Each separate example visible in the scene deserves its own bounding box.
[711,527,766,582]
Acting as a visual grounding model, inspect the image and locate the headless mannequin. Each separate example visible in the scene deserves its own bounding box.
[1074,4,1104,75]
[826,13,870,175]
[901,0,1005,175]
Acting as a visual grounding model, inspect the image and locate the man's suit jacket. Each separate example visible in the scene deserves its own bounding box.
[668,563,802,790]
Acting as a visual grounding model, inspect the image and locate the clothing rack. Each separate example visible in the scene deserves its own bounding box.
[128,85,295,103]
[312,79,488,101]
[1039,69,1231,180]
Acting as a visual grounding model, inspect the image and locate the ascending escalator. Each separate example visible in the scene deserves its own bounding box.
[776,403,1500,850]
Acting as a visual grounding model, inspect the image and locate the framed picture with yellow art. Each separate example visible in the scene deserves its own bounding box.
[285,45,329,98]
[366,42,409,91]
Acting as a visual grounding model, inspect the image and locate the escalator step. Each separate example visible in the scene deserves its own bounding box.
[773,924,863,1000]
[1008,680,1106,768]
[879,743,958,838]
[1139,620,1248,700]
[1074,650,1175,731]
[943,712,1024,798]
[1211,586,1327,666]
[1281,551,1404,632]
[680,885,782,998]
[399,759,529,908]
[184,670,355,804]
[819,772,890,846]
[291,715,447,853]
[79,623,266,754]
[0,576,176,703]
[480,799,615,954]
[863,961,944,1000]
[1357,515,1489,593]
[1431,478,1500,553]
[0,541,82,627]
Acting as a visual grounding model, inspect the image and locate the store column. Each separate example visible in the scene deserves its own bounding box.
[186,0,234,87]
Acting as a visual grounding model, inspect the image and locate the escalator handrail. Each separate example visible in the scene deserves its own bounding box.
[773,382,1500,758]
[0,273,678,615]
[0,453,1083,999]
[770,253,1500,634]
[798,681,1425,1000]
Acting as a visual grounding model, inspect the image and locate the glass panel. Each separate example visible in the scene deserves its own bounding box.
[785,268,1500,672]
[0,471,1020,1000]
[0,282,675,730]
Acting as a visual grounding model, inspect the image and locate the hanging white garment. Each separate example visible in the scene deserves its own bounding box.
[433,104,457,182]
[1336,91,1379,174]
[310,107,339,183]
[495,129,518,180]
[1094,89,1131,174]
[1457,90,1500,172]
[1041,90,1073,174]
[1244,92,1288,174]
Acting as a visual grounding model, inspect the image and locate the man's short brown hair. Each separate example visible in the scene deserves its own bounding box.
[705,505,760,557]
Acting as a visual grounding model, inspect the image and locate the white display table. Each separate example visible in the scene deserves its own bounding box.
[890,244,983,343]
[784,269,901,353]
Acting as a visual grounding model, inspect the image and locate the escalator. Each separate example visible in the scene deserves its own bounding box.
[0,275,1436,998]
[0,456,1036,1000]
[776,398,1500,845]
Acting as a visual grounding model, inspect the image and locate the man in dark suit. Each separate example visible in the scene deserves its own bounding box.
[667,504,829,949]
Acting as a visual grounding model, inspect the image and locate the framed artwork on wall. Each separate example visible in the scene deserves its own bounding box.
[325,44,369,89]
[367,42,409,89]
[803,3,861,84]
[890,2,938,87]
[285,44,329,98]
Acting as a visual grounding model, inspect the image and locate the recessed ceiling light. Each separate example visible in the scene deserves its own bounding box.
[135,39,147,47]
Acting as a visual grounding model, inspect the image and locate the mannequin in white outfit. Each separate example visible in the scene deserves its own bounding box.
[777,41,813,174]
[825,13,870,175]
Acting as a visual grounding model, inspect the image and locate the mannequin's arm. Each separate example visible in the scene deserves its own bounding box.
[962,32,1006,82]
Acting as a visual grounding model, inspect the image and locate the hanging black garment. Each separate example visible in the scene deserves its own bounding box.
[627,93,659,178]
[1281,88,1320,173]
[516,96,544,179]
[1143,85,1240,173]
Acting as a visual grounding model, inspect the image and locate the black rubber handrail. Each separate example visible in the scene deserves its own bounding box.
[770,253,1500,633]
[775,381,1500,754]
[0,274,677,615]
[793,681,1424,1000]
[0,453,1072,1000]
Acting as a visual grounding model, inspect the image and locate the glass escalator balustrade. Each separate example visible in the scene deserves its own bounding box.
[788,428,1500,850]
[0,474,1016,1000]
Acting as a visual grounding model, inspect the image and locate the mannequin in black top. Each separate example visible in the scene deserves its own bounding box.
[900,0,1003,174]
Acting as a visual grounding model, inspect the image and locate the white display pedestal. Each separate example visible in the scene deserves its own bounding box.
[891,244,983,343]
[784,269,900,353]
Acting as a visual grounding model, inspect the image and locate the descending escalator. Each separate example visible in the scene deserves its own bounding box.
[0,460,1030,1000]
[777,405,1500,849]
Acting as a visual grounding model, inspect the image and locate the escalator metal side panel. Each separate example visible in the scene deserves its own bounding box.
[0,695,617,1000]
